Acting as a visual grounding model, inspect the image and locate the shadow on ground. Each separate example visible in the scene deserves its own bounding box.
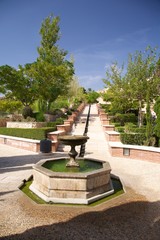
[1,201,160,240]
[0,152,68,173]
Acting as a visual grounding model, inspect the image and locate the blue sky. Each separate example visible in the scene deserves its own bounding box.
[0,0,160,90]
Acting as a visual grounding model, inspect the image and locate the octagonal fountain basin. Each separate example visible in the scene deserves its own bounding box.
[29,157,114,204]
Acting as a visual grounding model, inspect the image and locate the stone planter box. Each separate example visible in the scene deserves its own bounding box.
[7,122,46,128]
[101,119,111,125]
[105,131,120,142]
[103,125,115,131]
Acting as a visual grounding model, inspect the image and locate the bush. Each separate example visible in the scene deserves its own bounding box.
[115,126,125,133]
[0,127,56,140]
[112,113,137,126]
[120,133,146,145]
[124,123,136,133]
[45,122,57,127]
[22,106,34,119]
[35,112,45,122]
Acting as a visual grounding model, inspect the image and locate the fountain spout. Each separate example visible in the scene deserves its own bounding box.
[58,135,89,167]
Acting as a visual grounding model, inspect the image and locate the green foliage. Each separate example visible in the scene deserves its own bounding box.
[120,133,146,145]
[124,123,137,133]
[145,91,154,146]
[0,14,75,114]
[112,113,137,126]
[51,97,69,110]
[0,99,22,113]
[35,112,45,122]
[28,14,74,111]
[0,127,56,140]
[103,47,160,126]
[45,117,64,127]
[22,106,34,119]
[154,97,160,139]
[85,91,99,104]
[99,104,111,113]
[115,126,125,133]
[0,65,38,106]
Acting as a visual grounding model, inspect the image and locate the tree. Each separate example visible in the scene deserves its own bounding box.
[127,47,158,127]
[0,64,37,107]
[145,90,153,146]
[66,76,85,105]
[153,97,160,146]
[85,90,100,104]
[0,98,22,113]
[103,62,134,114]
[28,14,74,111]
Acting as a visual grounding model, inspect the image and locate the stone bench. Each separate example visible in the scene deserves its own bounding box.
[108,141,160,163]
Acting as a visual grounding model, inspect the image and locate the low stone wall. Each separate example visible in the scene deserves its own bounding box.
[0,135,57,152]
[108,141,160,163]
[7,122,47,128]
[97,104,160,163]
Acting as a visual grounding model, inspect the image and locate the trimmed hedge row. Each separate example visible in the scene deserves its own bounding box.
[116,126,146,134]
[120,133,146,145]
[112,113,137,126]
[0,127,56,140]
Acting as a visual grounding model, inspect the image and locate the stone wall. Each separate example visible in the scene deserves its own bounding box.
[7,122,46,128]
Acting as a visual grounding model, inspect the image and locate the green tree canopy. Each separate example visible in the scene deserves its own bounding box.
[103,47,160,126]
[28,14,74,111]
[0,64,37,106]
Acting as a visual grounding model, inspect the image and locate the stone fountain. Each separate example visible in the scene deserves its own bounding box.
[30,135,114,204]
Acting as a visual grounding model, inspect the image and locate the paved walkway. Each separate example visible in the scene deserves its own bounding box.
[0,104,160,239]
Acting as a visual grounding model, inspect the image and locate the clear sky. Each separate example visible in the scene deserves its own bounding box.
[0,0,160,90]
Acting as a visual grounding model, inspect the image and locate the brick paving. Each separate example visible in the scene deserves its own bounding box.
[0,104,160,239]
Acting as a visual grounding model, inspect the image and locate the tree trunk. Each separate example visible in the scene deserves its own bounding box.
[138,99,143,128]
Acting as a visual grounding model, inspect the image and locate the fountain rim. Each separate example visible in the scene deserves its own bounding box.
[33,157,111,178]
[58,135,89,141]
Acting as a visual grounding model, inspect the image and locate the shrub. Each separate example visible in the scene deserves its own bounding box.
[35,112,45,122]
[124,123,136,133]
[22,106,34,119]
[112,113,137,126]
[0,127,56,140]
[120,133,146,145]
[46,122,57,127]
[115,126,125,133]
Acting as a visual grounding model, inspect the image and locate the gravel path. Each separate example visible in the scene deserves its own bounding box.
[0,104,160,239]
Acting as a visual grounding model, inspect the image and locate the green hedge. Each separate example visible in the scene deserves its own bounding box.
[0,127,56,140]
[112,113,137,126]
[115,126,125,133]
[120,133,146,145]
